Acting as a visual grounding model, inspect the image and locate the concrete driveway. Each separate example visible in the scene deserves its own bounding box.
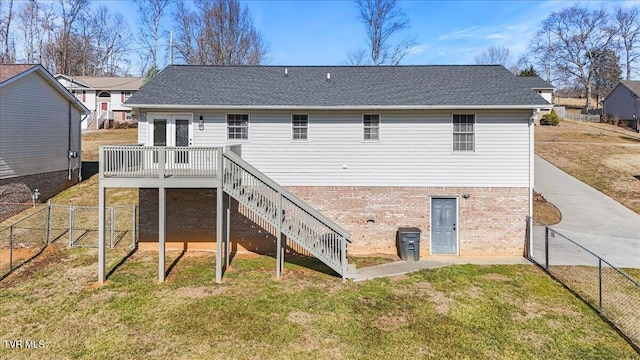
[534,156,640,268]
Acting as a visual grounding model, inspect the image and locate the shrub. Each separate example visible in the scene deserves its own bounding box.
[540,108,560,126]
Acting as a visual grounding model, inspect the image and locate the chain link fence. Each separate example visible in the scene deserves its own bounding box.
[0,204,49,280]
[49,204,136,249]
[0,203,137,280]
[526,216,640,350]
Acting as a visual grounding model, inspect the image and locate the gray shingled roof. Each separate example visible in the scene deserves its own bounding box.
[620,80,640,97]
[518,76,554,90]
[126,65,550,108]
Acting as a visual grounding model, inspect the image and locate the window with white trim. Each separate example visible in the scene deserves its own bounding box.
[292,114,308,140]
[227,114,249,140]
[453,114,475,151]
[363,114,380,141]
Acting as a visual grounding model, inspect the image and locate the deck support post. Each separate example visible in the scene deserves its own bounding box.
[276,193,283,279]
[216,149,224,283]
[98,186,106,283]
[226,194,230,268]
[159,187,166,283]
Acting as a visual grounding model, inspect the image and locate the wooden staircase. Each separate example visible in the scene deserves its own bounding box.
[222,150,354,280]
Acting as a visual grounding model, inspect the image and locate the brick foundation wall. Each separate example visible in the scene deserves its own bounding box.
[287,186,529,256]
[0,169,79,203]
[138,186,529,257]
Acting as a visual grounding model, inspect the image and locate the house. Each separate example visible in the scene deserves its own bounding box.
[603,80,640,132]
[519,76,554,104]
[55,74,144,130]
[518,76,554,122]
[0,64,88,203]
[97,65,549,283]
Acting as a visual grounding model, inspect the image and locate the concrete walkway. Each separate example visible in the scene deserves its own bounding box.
[354,256,530,282]
[534,156,640,268]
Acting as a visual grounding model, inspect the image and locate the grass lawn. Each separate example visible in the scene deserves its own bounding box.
[82,128,138,161]
[535,120,640,215]
[0,247,637,359]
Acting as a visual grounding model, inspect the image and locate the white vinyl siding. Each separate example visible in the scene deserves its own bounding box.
[0,71,82,179]
[152,109,532,187]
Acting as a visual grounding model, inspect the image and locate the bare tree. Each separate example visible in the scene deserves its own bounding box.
[0,0,16,63]
[346,49,367,65]
[90,6,131,76]
[474,46,513,66]
[51,0,89,75]
[349,0,414,65]
[137,0,170,75]
[614,6,640,80]
[532,5,615,110]
[173,0,267,65]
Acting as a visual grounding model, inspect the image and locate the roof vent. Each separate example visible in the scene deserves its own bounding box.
[284,68,288,77]
[326,72,331,82]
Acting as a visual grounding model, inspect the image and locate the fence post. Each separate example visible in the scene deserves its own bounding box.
[68,206,74,247]
[598,258,603,312]
[46,201,51,245]
[9,225,13,270]
[544,226,550,271]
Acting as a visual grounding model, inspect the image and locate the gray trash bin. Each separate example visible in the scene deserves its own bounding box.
[397,227,421,261]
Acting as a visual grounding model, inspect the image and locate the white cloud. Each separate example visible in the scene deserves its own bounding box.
[485,33,508,40]
[407,44,428,55]
[438,27,479,41]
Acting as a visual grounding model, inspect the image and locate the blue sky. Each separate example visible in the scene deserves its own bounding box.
[120,0,638,68]
[8,0,638,72]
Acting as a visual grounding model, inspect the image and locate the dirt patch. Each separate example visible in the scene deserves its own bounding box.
[389,274,408,282]
[172,286,228,299]
[376,314,408,331]
[482,273,511,282]
[287,310,318,325]
[414,282,453,315]
[465,285,483,299]
[0,245,64,288]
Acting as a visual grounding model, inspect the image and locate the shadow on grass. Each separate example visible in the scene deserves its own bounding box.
[106,244,139,280]
[81,161,99,180]
[165,245,187,279]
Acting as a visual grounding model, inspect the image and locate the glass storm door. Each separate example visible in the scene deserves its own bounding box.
[150,114,193,165]
[431,198,458,254]
[174,118,189,164]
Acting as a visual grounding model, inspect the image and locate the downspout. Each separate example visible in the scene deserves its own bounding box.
[68,101,72,180]
[79,114,84,182]
[529,109,538,218]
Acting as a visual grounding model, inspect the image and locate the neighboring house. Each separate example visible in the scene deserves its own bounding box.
[603,80,640,132]
[518,76,554,122]
[98,65,549,283]
[55,74,144,130]
[0,64,88,203]
[519,76,554,104]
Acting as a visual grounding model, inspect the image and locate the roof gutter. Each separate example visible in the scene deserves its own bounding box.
[124,104,552,111]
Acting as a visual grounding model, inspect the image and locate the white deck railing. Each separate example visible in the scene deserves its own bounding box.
[101,146,220,178]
